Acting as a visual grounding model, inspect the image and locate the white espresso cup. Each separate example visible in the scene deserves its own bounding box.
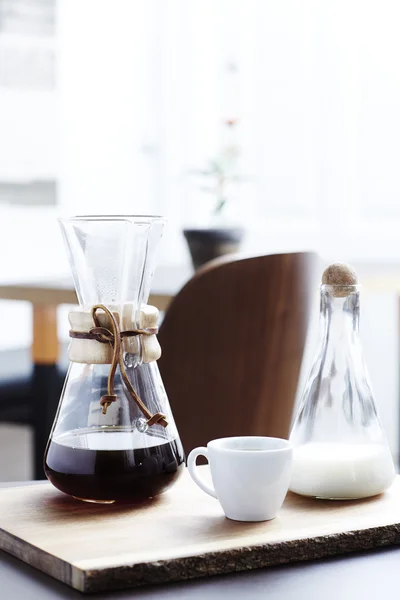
[187,436,293,522]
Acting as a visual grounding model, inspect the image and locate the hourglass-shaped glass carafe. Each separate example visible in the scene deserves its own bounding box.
[44,216,185,503]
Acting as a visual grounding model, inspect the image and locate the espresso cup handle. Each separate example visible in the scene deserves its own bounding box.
[187,447,217,498]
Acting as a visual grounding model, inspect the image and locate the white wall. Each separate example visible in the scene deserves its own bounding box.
[0,91,57,180]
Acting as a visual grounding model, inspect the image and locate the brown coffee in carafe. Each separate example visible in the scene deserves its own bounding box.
[44,428,185,503]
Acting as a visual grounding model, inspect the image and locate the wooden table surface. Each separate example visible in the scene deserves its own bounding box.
[0,264,193,312]
[1,481,400,599]
[1,260,400,306]
[3,471,400,593]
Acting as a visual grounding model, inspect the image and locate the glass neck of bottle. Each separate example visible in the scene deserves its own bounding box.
[320,285,360,343]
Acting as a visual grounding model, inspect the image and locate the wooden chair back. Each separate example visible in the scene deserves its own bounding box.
[158,252,317,454]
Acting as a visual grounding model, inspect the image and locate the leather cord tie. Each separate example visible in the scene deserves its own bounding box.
[69,304,168,427]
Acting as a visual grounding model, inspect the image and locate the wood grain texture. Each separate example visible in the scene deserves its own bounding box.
[159,252,318,452]
[0,265,192,310]
[32,305,59,364]
[1,469,400,594]
[0,283,172,313]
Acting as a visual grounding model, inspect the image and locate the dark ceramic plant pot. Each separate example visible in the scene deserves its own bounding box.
[183,227,244,270]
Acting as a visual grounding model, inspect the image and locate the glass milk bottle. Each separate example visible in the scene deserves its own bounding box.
[289,264,395,500]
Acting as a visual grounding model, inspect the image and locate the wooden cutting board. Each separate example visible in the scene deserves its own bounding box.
[1,469,400,594]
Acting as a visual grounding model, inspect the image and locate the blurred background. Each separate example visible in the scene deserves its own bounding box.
[0,0,400,479]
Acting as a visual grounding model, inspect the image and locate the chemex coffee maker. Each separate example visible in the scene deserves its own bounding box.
[44,216,185,503]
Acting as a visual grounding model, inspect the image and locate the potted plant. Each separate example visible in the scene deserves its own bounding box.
[184,118,247,270]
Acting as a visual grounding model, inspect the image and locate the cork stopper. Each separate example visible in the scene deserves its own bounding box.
[321,263,358,297]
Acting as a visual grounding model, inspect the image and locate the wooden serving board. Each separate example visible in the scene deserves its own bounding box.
[1,470,400,594]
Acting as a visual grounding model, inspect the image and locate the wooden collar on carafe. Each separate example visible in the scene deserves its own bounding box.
[70,304,168,427]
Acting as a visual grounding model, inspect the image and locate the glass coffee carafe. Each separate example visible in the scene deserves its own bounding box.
[44,216,185,503]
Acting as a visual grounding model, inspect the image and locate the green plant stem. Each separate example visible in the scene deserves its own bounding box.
[213,198,226,215]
